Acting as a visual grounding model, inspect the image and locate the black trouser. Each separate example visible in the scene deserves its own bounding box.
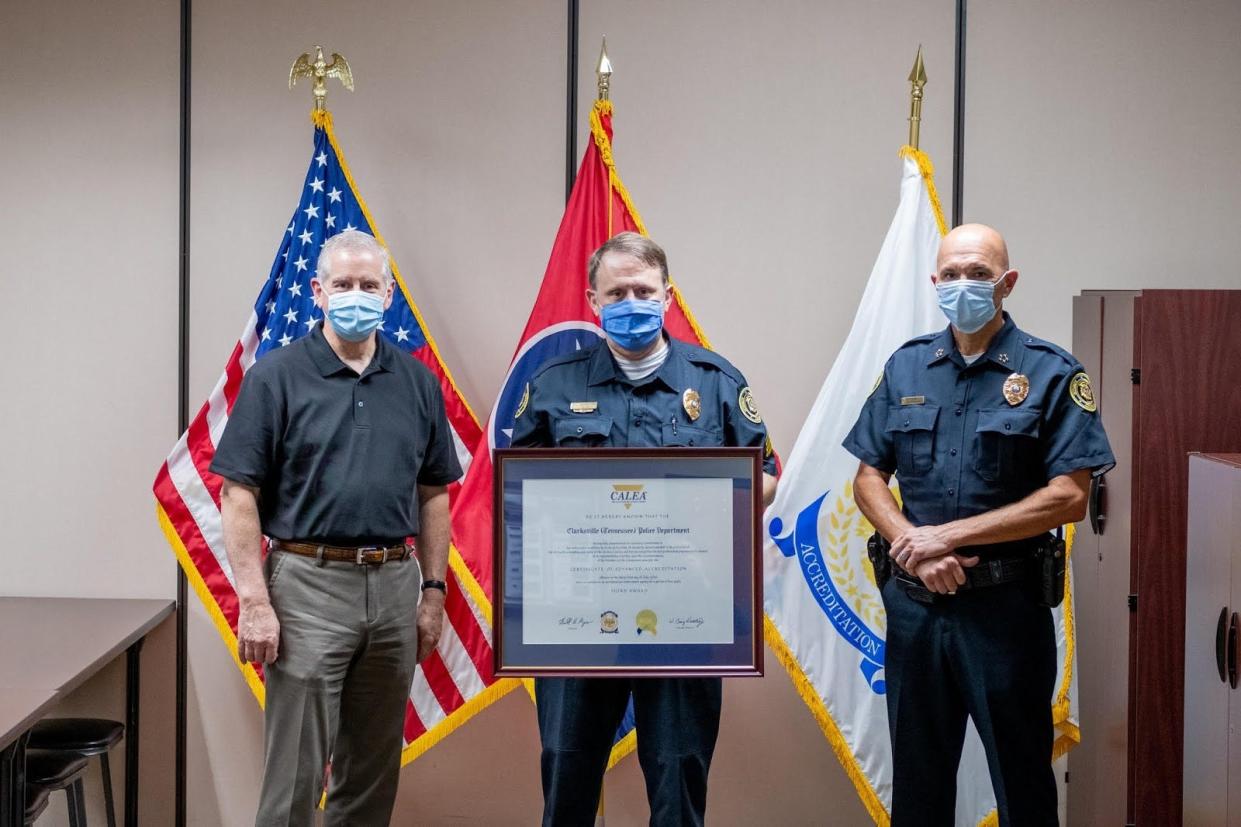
[882,576,1057,827]
[535,677,722,827]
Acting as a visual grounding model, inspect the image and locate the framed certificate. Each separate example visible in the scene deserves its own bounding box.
[492,447,764,677]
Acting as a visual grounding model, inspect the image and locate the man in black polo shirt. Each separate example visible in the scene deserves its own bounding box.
[211,230,462,825]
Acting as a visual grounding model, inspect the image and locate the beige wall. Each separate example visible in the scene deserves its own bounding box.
[1,0,179,824]
[7,0,1241,824]
[964,0,1241,347]
[1,0,179,595]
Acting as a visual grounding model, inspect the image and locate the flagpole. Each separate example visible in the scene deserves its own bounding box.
[564,0,580,202]
[907,46,927,150]
[952,0,967,227]
[175,0,191,820]
[595,41,614,823]
[595,37,612,101]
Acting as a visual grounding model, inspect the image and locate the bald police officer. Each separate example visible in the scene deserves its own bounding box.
[843,224,1114,825]
[512,232,778,826]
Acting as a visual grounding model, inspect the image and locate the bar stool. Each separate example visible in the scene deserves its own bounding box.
[24,749,89,826]
[24,787,50,825]
[27,719,123,827]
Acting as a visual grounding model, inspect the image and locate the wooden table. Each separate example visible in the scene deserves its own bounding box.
[0,598,174,827]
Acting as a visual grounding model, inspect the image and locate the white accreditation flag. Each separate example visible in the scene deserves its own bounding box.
[762,147,1081,826]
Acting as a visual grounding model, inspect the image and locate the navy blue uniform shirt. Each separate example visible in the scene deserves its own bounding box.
[842,313,1114,529]
[511,335,777,475]
[210,325,463,545]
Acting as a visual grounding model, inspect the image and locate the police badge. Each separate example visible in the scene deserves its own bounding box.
[1003,373,1030,406]
[682,388,701,421]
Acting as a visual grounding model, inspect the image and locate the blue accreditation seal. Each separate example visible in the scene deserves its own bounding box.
[769,490,888,694]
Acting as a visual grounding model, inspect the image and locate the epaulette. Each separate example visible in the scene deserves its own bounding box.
[896,332,940,352]
[1019,332,1079,368]
[679,340,746,384]
[530,346,595,380]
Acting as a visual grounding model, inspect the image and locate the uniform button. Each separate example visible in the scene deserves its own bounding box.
[1004,423,1011,430]
[576,426,583,433]
[904,419,910,427]
[357,401,364,408]
[950,448,958,456]
[948,488,955,495]
[955,408,963,416]
[635,419,642,426]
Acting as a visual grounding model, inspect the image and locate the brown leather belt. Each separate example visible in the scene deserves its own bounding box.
[272,539,411,565]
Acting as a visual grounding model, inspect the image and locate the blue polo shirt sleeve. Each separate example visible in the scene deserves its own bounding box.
[209,369,282,488]
[719,374,778,477]
[842,361,897,473]
[417,382,465,486]
[1041,365,1115,479]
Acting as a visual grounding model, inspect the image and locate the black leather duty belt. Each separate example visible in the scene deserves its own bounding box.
[894,556,1033,603]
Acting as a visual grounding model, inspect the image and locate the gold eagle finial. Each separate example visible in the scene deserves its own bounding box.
[290,45,354,110]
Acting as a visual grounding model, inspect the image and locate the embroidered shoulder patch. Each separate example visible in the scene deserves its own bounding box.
[739,386,762,424]
[1069,372,1097,412]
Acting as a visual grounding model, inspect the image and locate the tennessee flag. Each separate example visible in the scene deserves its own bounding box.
[762,147,1080,825]
[449,96,714,767]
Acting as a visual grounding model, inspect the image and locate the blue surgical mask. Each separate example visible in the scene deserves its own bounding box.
[600,298,664,351]
[936,277,1003,334]
[325,289,385,342]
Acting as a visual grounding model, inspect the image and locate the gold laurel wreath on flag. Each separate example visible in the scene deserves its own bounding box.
[826,483,886,631]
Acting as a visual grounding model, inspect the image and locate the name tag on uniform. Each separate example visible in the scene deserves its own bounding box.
[900,396,926,406]
[570,401,598,414]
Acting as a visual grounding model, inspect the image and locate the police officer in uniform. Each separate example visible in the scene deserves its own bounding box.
[512,232,778,826]
[843,224,1113,826]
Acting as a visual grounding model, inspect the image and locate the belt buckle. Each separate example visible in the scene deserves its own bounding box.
[355,546,382,565]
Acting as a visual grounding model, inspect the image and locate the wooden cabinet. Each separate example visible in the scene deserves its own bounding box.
[1183,454,1241,826]
[1068,290,1241,826]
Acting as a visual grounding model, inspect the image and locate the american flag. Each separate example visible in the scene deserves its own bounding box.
[153,110,515,761]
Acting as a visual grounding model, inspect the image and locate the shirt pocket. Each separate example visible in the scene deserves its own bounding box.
[660,423,723,447]
[974,408,1042,482]
[884,405,940,476]
[552,415,614,447]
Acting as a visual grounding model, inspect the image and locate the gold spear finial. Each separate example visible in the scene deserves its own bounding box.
[290,45,355,111]
[596,36,613,101]
[907,45,928,149]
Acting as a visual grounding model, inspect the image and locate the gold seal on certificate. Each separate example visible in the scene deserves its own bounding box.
[492,447,764,677]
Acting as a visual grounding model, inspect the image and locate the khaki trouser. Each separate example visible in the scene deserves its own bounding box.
[255,549,422,827]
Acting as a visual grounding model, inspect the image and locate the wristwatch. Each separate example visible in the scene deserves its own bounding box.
[421,579,447,594]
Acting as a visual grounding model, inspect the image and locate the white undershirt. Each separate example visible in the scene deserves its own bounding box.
[962,352,983,365]
[614,337,669,381]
